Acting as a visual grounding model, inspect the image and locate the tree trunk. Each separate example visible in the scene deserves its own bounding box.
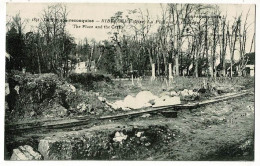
[195,48,198,78]
[162,52,167,76]
[37,53,41,74]
[223,59,226,77]
[231,61,233,77]
[175,53,179,76]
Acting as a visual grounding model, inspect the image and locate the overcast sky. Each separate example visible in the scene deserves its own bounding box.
[6,3,255,60]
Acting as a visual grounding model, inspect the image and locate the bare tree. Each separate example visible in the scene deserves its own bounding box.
[238,10,250,76]
[38,4,69,76]
[158,4,170,76]
[219,15,228,77]
[210,9,220,78]
[227,15,241,77]
[168,4,193,76]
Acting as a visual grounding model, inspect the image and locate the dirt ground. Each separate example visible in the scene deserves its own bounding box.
[91,92,254,160]
[5,76,255,160]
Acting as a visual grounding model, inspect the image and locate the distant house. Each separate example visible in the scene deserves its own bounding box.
[86,60,97,72]
[244,52,255,76]
[72,57,87,74]
[72,59,98,74]
[216,63,224,76]
[187,60,209,77]
[226,61,240,77]
[216,60,240,77]
[216,52,255,77]
[74,61,87,73]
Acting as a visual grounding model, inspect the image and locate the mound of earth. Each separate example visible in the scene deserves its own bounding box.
[5,70,112,123]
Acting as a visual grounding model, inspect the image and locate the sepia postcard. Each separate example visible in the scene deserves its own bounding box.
[2,0,258,164]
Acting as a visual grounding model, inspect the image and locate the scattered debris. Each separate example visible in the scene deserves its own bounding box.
[76,103,87,113]
[113,131,128,143]
[107,100,128,110]
[107,91,158,110]
[5,101,9,110]
[107,89,201,110]
[144,142,151,146]
[136,131,144,137]
[5,83,10,96]
[141,113,151,118]
[98,96,106,102]
[10,145,42,160]
[140,136,147,142]
[153,96,181,107]
[38,137,72,160]
[69,84,76,92]
[124,95,137,108]
[108,90,184,110]
[135,91,158,104]
[43,104,68,118]
[170,90,178,96]
[178,89,200,101]
[159,91,170,97]
[239,139,253,151]
[14,85,20,94]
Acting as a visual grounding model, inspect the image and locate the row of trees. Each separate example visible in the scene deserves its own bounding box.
[104,4,255,77]
[6,4,76,77]
[6,4,255,78]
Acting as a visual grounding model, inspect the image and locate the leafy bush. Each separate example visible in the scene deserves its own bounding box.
[5,71,110,122]
[6,71,61,120]
[68,73,112,90]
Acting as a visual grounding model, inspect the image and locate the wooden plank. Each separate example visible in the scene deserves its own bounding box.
[99,106,170,120]
[6,118,93,132]
[198,91,250,106]
[5,90,251,132]
[97,90,251,119]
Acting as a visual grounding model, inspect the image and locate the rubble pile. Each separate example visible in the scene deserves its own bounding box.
[38,137,73,160]
[178,89,200,101]
[113,131,128,144]
[153,95,181,107]
[5,70,108,122]
[10,145,42,160]
[106,91,157,110]
[10,125,177,160]
[106,89,200,110]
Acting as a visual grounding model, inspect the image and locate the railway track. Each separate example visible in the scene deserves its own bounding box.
[5,90,253,133]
